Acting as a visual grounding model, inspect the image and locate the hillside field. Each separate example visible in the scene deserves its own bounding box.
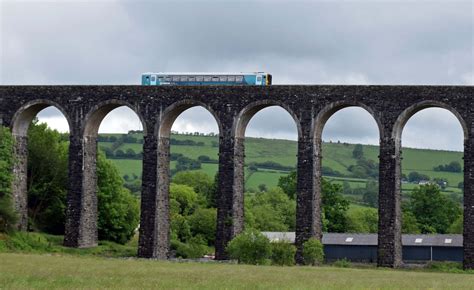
[100,133,464,201]
[1,253,474,289]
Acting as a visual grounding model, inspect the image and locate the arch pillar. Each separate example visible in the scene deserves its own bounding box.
[64,133,98,248]
[463,132,474,269]
[295,120,321,263]
[215,123,245,260]
[377,127,402,267]
[11,134,28,230]
[138,132,170,259]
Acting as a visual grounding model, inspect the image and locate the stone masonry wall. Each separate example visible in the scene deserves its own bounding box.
[0,85,472,268]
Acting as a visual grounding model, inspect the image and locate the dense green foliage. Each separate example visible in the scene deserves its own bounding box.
[434,161,462,173]
[245,188,296,231]
[270,241,296,266]
[27,122,69,234]
[322,179,350,232]
[405,184,461,234]
[26,122,140,244]
[302,238,325,266]
[0,127,17,232]
[226,229,272,265]
[97,153,140,244]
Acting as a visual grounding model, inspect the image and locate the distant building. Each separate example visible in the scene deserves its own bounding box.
[262,232,463,263]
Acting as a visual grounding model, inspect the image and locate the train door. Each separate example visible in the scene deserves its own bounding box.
[150,75,157,85]
[255,74,263,85]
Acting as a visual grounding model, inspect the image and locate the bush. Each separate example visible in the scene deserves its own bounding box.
[172,236,209,259]
[426,261,463,273]
[270,241,296,266]
[333,258,351,268]
[226,229,272,265]
[302,238,324,266]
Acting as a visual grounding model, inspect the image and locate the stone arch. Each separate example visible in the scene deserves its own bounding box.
[392,100,468,143]
[65,100,146,249]
[157,99,222,138]
[233,100,301,139]
[313,101,383,142]
[10,99,71,231]
[12,99,71,136]
[83,99,146,137]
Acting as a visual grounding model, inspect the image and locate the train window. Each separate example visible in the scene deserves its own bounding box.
[219,76,226,82]
[151,76,156,81]
[172,76,179,81]
[236,76,243,82]
[204,76,211,82]
[180,76,187,82]
[228,76,235,82]
[196,76,203,82]
[165,77,171,82]
[189,76,195,82]
[257,76,262,81]
[212,76,219,82]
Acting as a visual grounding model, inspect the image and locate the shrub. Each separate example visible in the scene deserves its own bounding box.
[333,258,351,268]
[426,261,463,273]
[270,241,296,266]
[172,236,209,259]
[302,238,324,266]
[226,229,272,265]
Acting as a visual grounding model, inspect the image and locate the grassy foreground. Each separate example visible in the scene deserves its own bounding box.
[0,253,474,290]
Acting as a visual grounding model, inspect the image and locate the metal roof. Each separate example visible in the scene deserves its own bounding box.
[261,232,463,247]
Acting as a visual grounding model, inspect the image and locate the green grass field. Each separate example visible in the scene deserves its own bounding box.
[102,134,464,200]
[1,253,474,289]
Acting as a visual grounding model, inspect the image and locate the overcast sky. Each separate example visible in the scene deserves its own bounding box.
[1,0,472,151]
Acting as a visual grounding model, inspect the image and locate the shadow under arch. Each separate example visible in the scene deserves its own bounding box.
[83,100,146,137]
[313,101,383,142]
[12,99,71,136]
[392,100,468,144]
[157,99,222,138]
[233,100,301,139]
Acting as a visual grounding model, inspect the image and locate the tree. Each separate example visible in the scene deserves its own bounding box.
[278,171,297,200]
[408,171,430,183]
[27,121,69,234]
[278,171,349,232]
[172,171,214,208]
[125,148,136,158]
[187,208,217,245]
[346,207,378,233]
[362,181,378,208]
[0,126,18,232]
[170,183,198,215]
[407,184,461,234]
[352,144,364,159]
[322,179,350,232]
[96,153,140,244]
[26,121,140,243]
[245,188,296,231]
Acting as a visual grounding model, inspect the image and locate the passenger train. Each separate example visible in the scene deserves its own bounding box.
[141,72,272,86]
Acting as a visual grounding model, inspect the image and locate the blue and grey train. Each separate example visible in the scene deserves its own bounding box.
[141,72,272,86]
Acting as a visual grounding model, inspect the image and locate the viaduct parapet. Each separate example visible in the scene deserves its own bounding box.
[0,85,472,268]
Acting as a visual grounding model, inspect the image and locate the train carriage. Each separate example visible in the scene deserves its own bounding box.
[142,72,272,86]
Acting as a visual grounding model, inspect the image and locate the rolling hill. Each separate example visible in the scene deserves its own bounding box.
[99,132,464,200]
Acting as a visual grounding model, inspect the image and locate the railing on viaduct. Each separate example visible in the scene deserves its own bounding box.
[0,85,472,268]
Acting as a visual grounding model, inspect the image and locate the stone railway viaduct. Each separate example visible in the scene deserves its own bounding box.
[0,85,473,268]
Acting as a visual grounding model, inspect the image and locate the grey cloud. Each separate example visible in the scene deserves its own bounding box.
[2,1,472,151]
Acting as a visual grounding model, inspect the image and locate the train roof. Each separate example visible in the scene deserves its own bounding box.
[142,72,268,76]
